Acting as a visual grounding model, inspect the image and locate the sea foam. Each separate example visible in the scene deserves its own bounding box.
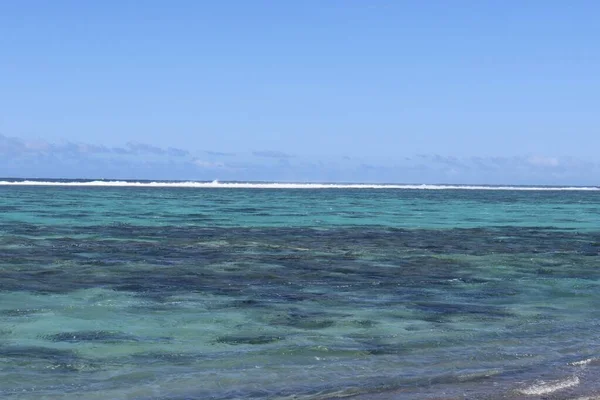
[0,180,598,190]
[518,376,580,395]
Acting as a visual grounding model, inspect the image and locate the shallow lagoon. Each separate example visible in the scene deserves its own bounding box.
[1,185,600,399]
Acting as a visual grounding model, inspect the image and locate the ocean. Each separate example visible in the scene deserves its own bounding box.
[1,180,600,399]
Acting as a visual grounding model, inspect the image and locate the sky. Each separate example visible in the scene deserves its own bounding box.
[1,1,599,184]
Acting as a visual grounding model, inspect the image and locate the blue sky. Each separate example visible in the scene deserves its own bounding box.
[1,1,598,183]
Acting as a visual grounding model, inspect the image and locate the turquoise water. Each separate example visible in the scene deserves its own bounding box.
[1,184,600,399]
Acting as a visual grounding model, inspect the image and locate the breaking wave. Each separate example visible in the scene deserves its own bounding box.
[0,180,599,190]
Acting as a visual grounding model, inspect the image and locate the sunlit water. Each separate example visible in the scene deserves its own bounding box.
[1,183,600,399]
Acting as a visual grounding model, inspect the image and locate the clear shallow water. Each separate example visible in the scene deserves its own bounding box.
[1,183,600,399]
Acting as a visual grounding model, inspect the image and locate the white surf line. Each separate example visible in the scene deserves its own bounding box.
[0,180,599,190]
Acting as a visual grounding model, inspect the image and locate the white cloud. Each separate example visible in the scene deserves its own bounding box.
[3,133,599,184]
[527,155,560,167]
[24,140,51,151]
[193,159,225,168]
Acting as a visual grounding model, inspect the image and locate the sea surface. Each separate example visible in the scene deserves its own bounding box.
[1,180,600,399]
